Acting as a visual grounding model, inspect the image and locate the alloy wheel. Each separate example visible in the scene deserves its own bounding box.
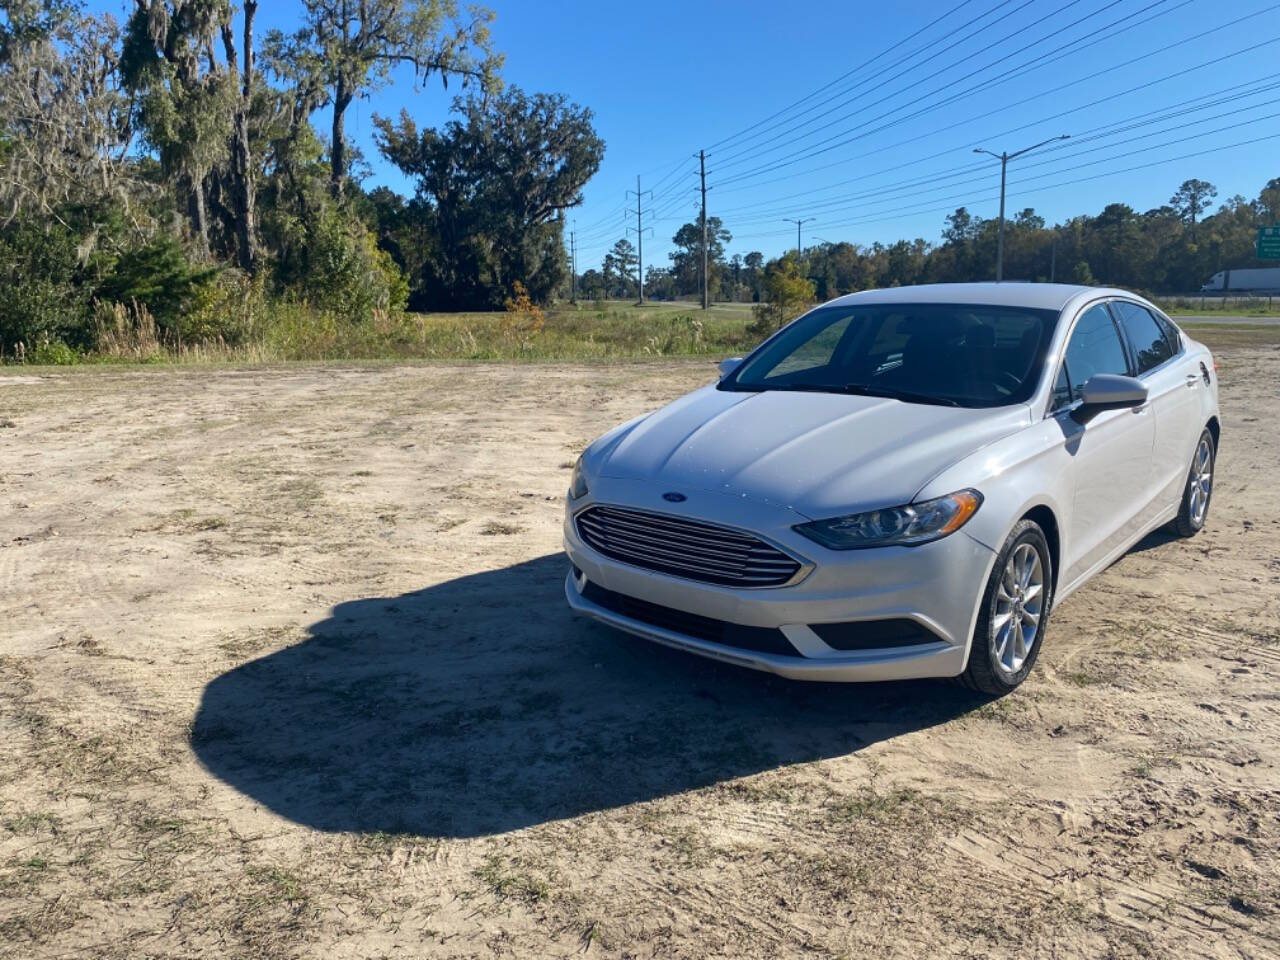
[1189,436,1213,526]
[992,543,1044,675]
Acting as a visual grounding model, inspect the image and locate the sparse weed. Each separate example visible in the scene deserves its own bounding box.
[474,854,554,905]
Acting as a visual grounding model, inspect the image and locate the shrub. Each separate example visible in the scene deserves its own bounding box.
[94,236,219,337]
[0,221,86,352]
[643,314,704,356]
[182,270,268,344]
[749,255,815,337]
[279,206,408,322]
[27,340,80,365]
[91,300,162,360]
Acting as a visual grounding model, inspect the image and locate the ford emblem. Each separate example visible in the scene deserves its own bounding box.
[662,491,687,503]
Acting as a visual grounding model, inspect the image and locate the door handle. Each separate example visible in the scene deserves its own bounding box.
[1185,374,1199,388]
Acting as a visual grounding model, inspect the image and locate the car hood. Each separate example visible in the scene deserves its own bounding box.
[596,385,1029,519]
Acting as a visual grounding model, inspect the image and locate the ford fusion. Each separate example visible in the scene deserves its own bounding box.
[564,283,1219,693]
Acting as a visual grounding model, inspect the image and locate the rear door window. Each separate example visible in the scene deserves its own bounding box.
[1111,301,1175,374]
[1153,311,1182,355]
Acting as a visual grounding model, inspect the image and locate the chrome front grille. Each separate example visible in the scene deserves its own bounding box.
[574,505,804,588]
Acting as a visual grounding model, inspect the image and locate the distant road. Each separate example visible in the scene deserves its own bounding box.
[1172,315,1280,325]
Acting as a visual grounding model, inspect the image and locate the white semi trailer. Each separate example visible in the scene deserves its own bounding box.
[1200,267,1280,292]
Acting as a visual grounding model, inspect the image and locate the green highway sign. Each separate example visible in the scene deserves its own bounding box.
[1259,226,1280,260]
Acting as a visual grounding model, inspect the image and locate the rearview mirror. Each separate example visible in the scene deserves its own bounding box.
[1075,373,1147,419]
[718,357,744,380]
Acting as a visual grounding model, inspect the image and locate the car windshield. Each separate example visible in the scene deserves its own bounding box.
[722,302,1058,408]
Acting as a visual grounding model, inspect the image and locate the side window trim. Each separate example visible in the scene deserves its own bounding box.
[1054,359,1075,414]
[1102,301,1139,377]
[1045,302,1092,417]
[1152,306,1183,358]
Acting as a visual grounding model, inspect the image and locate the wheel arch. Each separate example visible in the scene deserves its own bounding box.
[1206,415,1221,450]
[1019,503,1061,597]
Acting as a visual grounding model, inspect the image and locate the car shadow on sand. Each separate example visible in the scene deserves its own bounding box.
[191,554,988,838]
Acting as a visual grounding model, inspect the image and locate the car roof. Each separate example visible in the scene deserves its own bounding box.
[825,282,1139,313]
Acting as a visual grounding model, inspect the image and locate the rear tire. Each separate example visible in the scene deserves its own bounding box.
[959,520,1053,696]
[1171,428,1215,538]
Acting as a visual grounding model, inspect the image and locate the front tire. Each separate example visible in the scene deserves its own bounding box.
[960,520,1053,695]
[1171,428,1215,538]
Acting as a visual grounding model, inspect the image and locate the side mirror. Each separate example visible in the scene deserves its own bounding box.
[1075,373,1147,420]
[718,357,744,380]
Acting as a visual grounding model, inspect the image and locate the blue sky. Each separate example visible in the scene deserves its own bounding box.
[88,0,1280,271]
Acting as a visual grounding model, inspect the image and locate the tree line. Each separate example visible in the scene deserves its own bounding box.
[584,175,1280,313]
[0,0,604,355]
[3,1,1277,361]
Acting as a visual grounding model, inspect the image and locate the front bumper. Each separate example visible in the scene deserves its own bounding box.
[563,483,997,682]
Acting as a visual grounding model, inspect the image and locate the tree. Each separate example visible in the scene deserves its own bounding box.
[1170,178,1217,233]
[374,86,603,308]
[0,2,134,227]
[602,238,637,298]
[1086,203,1147,285]
[219,1,258,272]
[942,206,980,245]
[122,1,236,258]
[579,267,605,300]
[1260,177,1280,223]
[644,264,675,300]
[938,206,984,280]
[725,253,743,301]
[670,217,730,297]
[285,0,501,196]
[743,250,764,301]
[1013,208,1045,230]
[750,253,814,334]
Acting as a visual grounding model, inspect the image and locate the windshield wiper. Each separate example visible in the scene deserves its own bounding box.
[842,383,960,407]
[729,382,833,393]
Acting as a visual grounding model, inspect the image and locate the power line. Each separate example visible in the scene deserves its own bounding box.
[570,3,1280,267]
[709,0,1097,169]
[571,1,1022,239]
[705,0,985,154]
[719,83,1280,224]
[711,5,1280,189]
[644,154,692,194]
[708,0,1224,199]
[731,107,1280,233]
[732,128,1280,241]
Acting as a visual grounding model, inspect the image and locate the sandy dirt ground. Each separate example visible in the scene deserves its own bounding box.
[1,350,1277,959]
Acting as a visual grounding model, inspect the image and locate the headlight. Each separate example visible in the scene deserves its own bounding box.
[568,456,589,500]
[793,489,982,550]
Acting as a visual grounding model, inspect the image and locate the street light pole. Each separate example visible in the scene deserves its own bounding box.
[974,134,1069,282]
[784,217,815,259]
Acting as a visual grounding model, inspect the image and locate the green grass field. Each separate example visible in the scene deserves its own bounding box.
[10,300,762,367]
[1153,295,1280,317]
[6,297,1277,370]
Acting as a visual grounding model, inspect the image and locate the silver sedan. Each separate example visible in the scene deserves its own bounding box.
[564,283,1220,694]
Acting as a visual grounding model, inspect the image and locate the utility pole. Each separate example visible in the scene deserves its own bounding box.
[626,176,653,304]
[699,149,709,310]
[974,134,1069,282]
[784,217,815,259]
